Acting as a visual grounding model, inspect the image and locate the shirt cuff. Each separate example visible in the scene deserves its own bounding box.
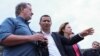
[78,33,84,38]
[0,33,12,42]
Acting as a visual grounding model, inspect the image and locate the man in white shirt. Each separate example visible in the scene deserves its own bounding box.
[38,15,94,56]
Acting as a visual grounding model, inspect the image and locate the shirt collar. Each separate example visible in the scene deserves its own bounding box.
[17,16,30,24]
[42,31,51,35]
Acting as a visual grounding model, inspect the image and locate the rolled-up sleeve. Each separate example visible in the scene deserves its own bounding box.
[0,18,15,42]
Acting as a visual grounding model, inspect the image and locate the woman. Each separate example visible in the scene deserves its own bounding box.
[59,22,82,56]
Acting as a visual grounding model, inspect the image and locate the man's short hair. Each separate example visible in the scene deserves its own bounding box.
[15,2,31,16]
[39,15,51,22]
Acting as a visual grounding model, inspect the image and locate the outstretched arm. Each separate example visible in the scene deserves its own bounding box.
[61,28,94,45]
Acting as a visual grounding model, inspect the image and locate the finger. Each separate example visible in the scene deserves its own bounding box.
[88,29,94,33]
[88,31,94,35]
[87,28,94,33]
[89,33,93,35]
[37,33,44,36]
[86,28,93,31]
[43,37,47,40]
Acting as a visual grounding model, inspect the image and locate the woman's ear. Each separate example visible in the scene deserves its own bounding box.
[62,29,65,32]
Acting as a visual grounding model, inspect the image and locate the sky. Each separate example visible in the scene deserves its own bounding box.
[0,0,100,49]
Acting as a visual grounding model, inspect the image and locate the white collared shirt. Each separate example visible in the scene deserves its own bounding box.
[42,31,61,56]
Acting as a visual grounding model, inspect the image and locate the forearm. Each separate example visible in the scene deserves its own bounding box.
[2,34,30,46]
[62,34,84,45]
[68,34,84,45]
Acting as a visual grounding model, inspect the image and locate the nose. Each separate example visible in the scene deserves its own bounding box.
[31,13,34,15]
[45,21,49,23]
[70,28,72,31]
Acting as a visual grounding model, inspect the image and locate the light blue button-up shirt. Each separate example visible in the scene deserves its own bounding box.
[0,16,38,56]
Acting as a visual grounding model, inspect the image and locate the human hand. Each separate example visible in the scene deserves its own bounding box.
[28,33,47,42]
[79,28,94,37]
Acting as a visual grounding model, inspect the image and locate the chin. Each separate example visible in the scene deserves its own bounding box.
[27,17,31,20]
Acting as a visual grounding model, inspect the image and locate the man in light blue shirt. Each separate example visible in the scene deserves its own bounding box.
[0,2,46,56]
